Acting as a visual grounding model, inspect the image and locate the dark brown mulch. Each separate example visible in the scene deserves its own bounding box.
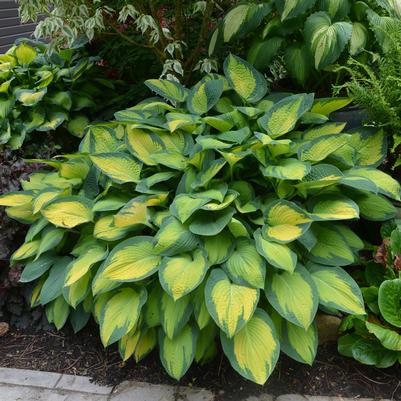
[0,324,400,400]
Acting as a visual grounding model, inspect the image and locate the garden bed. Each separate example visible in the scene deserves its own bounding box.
[0,325,399,401]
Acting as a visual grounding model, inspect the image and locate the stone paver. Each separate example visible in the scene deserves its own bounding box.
[0,367,61,388]
[0,368,393,401]
[56,374,112,395]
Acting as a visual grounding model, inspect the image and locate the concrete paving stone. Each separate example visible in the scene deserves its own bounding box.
[0,367,61,388]
[0,384,109,401]
[180,386,215,400]
[111,380,176,401]
[243,395,274,401]
[56,374,113,395]
[276,395,309,401]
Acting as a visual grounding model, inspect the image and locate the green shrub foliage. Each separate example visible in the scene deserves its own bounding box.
[1,55,400,384]
[0,40,116,149]
[339,223,401,368]
[211,0,401,88]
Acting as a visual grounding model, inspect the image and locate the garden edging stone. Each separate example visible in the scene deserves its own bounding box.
[0,368,393,401]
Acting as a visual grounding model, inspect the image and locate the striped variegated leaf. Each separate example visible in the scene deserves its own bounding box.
[203,231,234,265]
[154,216,199,256]
[145,79,188,103]
[159,324,198,380]
[41,196,94,229]
[193,284,212,330]
[309,224,355,266]
[205,269,259,337]
[277,0,316,20]
[308,195,359,221]
[308,263,365,314]
[265,264,319,329]
[161,292,193,339]
[305,12,352,69]
[350,22,369,55]
[64,243,107,286]
[223,54,267,103]
[258,93,314,137]
[79,125,119,154]
[94,215,134,241]
[263,200,312,243]
[11,240,39,262]
[310,97,352,116]
[254,229,297,273]
[134,328,157,362]
[159,249,208,300]
[187,79,224,115]
[221,308,279,385]
[90,152,142,184]
[119,327,141,361]
[346,168,401,200]
[351,127,387,168]
[125,127,165,166]
[99,236,161,282]
[0,191,33,206]
[170,194,211,224]
[281,319,318,365]
[46,296,69,330]
[63,270,92,308]
[223,238,266,289]
[99,287,147,346]
[261,159,311,180]
[350,191,397,221]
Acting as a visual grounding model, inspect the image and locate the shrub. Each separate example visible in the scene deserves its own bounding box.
[1,55,400,384]
[211,0,401,89]
[335,22,401,167]
[338,223,401,368]
[0,40,117,149]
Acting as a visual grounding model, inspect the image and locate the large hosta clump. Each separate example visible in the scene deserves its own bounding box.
[1,54,400,384]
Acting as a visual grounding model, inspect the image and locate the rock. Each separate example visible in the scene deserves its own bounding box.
[0,322,9,337]
[316,314,341,344]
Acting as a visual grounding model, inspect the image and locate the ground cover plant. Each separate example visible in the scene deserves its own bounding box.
[336,22,401,168]
[211,0,401,89]
[0,54,400,384]
[0,40,118,149]
[338,222,401,367]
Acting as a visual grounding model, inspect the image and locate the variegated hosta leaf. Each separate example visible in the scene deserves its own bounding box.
[350,191,397,221]
[20,253,55,283]
[223,54,267,103]
[305,11,352,69]
[145,79,188,104]
[134,328,157,362]
[308,195,359,221]
[258,93,314,137]
[254,229,297,273]
[189,208,235,237]
[79,125,119,154]
[15,42,37,65]
[277,0,316,20]
[310,97,352,116]
[265,264,319,329]
[63,270,92,308]
[161,292,193,339]
[350,22,368,55]
[281,319,318,365]
[154,216,199,256]
[308,263,365,314]
[15,88,47,106]
[224,238,266,289]
[94,215,134,241]
[64,243,107,286]
[195,324,218,364]
[205,269,259,338]
[187,79,224,115]
[284,43,313,86]
[41,196,94,229]
[99,287,147,346]
[99,236,161,282]
[170,194,211,224]
[159,325,198,380]
[125,127,164,166]
[221,308,280,385]
[248,36,283,71]
[193,284,212,330]
[46,296,69,330]
[261,159,311,180]
[263,200,312,244]
[345,168,401,200]
[90,152,142,184]
[298,134,351,162]
[303,122,346,140]
[309,224,355,266]
[159,249,209,300]
[0,191,33,206]
[203,231,234,265]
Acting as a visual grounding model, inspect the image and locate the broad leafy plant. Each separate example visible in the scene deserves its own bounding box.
[1,55,400,384]
[338,223,401,368]
[211,0,401,88]
[0,40,116,149]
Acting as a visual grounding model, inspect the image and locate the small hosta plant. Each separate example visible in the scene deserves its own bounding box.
[0,40,115,149]
[339,223,401,368]
[1,54,400,384]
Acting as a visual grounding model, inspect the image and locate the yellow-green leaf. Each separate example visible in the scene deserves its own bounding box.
[308,195,359,221]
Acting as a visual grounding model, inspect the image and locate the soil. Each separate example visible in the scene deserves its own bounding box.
[0,324,400,400]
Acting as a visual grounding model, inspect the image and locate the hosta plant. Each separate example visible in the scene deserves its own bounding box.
[338,223,401,368]
[0,40,116,149]
[210,0,401,88]
[1,55,400,384]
